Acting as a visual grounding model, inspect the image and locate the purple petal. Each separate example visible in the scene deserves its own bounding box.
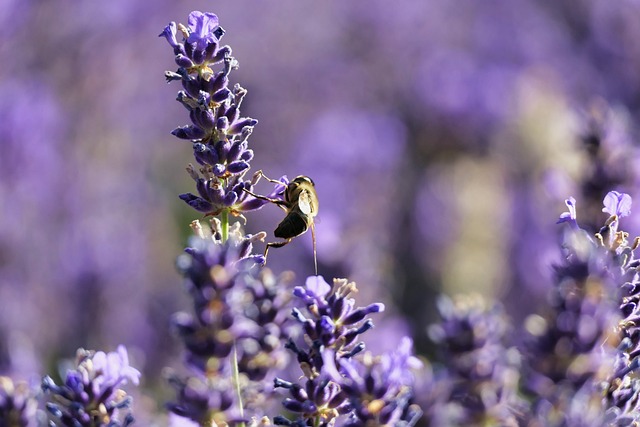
[171,125,206,140]
[179,193,213,212]
[306,275,332,299]
[227,160,249,174]
[603,191,632,218]
[159,22,179,47]
[186,11,220,51]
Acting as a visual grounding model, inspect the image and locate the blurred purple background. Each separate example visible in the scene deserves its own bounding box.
[2,0,640,419]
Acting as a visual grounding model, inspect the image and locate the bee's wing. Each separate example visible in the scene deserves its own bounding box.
[298,190,313,215]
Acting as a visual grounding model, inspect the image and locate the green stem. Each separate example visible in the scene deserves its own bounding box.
[231,342,245,426]
[220,209,229,243]
[220,208,242,424]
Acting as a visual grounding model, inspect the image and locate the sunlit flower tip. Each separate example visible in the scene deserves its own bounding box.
[227,160,250,174]
[557,196,578,226]
[212,88,232,103]
[207,72,229,94]
[228,118,258,135]
[186,11,222,52]
[223,191,238,206]
[603,190,632,218]
[342,303,385,325]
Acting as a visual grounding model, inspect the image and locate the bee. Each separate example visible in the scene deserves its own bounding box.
[244,171,319,274]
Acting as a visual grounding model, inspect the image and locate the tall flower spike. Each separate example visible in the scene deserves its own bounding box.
[161,11,282,220]
[167,225,295,422]
[161,11,301,425]
[42,345,140,427]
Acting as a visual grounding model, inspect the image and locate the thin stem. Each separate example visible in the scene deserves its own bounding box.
[220,205,242,424]
[231,342,245,426]
[220,209,229,243]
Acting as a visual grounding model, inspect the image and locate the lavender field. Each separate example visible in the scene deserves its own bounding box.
[3,1,640,426]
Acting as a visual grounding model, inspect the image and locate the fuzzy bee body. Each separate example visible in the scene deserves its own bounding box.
[244,173,319,273]
[274,211,310,239]
[276,176,317,236]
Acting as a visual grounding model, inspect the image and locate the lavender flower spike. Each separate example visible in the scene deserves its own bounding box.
[161,11,283,220]
[42,345,140,427]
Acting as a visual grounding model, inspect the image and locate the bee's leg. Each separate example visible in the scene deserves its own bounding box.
[243,188,288,209]
[253,169,288,187]
[257,171,283,185]
[263,239,292,264]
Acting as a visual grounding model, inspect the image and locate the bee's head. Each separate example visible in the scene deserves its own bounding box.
[292,176,315,186]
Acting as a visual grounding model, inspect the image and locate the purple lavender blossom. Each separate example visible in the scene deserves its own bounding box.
[273,276,422,426]
[603,191,632,218]
[288,276,384,373]
[557,197,578,228]
[321,338,423,427]
[161,11,283,221]
[42,345,140,427]
[522,191,640,425]
[0,376,37,427]
[167,222,295,421]
[160,11,306,425]
[428,295,523,426]
[272,377,351,426]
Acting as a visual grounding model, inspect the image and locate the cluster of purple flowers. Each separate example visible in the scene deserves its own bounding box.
[272,276,421,426]
[159,11,280,221]
[42,346,140,426]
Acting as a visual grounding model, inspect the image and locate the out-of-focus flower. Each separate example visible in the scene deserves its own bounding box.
[165,372,239,427]
[0,376,37,427]
[428,295,523,426]
[523,191,640,425]
[167,223,295,422]
[557,197,578,228]
[42,345,140,427]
